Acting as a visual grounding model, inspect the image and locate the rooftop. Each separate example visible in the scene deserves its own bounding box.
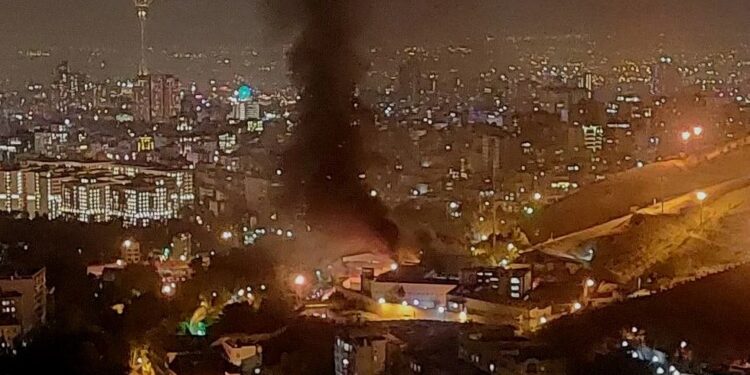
[0,266,44,280]
[375,266,458,285]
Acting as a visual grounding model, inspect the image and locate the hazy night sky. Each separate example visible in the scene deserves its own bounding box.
[1,0,749,85]
[1,0,749,50]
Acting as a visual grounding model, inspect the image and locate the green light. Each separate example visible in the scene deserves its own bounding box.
[195,322,207,336]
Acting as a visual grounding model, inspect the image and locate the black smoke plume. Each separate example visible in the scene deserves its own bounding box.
[280,0,398,249]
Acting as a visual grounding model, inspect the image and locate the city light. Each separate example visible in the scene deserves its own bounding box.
[294,274,306,286]
[161,284,174,296]
[459,310,468,323]
[4,4,746,371]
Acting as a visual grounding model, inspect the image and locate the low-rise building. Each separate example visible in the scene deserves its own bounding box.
[120,239,142,264]
[365,266,459,309]
[335,333,391,375]
[458,328,565,374]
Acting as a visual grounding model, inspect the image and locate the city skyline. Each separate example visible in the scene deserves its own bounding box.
[2,1,750,374]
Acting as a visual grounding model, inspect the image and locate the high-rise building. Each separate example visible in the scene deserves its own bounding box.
[134,74,180,123]
[53,61,82,112]
[0,169,23,213]
[117,176,179,227]
[0,161,194,226]
[578,72,594,99]
[0,167,61,219]
[60,175,117,223]
[582,124,604,153]
[228,85,263,132]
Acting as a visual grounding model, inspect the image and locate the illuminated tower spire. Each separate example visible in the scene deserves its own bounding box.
[134,0,154,76]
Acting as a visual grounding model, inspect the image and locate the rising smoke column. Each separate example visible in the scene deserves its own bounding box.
[281,0,398,249]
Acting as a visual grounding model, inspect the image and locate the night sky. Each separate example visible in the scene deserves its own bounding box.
[1,0,749,50]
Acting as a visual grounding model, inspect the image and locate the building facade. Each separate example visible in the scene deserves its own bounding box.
[0,161,194,226]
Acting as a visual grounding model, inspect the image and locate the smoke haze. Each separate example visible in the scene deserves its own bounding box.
[278,0,398,249]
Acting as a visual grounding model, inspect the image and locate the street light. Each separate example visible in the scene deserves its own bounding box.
[696,191,707,201]
[696,191,707,227]
[161,284,174,296]
[583,278,595,302]
[680,131,691,142]
[294,274,306,286]
[693,126,703,136]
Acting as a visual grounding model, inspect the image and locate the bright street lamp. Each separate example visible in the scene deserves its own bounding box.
[693,126,703,136]
[161,284,174,296]
[680,131,691,142]
[696,191,707,201]
[293,274,306,286]
[696,191,707,227]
